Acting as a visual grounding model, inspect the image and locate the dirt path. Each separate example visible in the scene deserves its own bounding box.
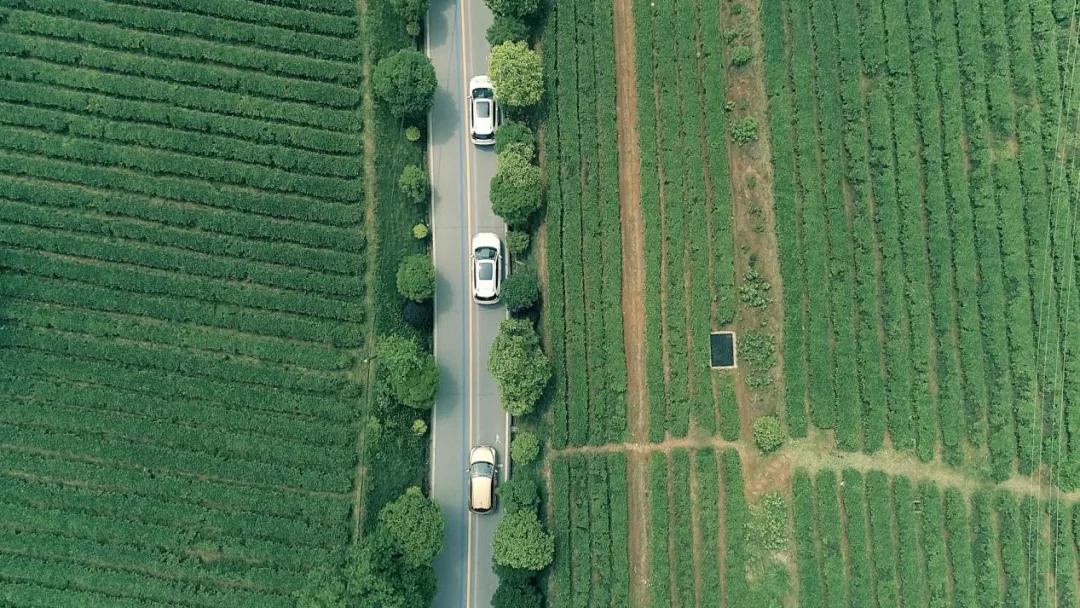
[613,0,646,445]
[611,1,652,606]
[351,0,377,544]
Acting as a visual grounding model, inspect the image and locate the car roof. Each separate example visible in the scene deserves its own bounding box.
[471,476,493,511]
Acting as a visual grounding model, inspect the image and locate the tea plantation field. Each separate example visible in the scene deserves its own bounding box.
[764,0,1080,484]
[0,0,370,604]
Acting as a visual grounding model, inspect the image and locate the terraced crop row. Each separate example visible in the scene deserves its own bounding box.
[762,0,1080,484]
[548,453,631,608]
[0,0,367,603]
[544,0,628,448]
[634,0,737,442]
[794,468,1080,608]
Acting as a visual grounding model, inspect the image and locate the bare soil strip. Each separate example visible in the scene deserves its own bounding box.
[613,0,646,444]
[553,439,1080,504]
[611,1,651,606]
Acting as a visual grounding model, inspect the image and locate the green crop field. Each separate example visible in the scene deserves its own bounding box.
[543,0,629,448]
[633,0,738,442]
[763,0,1080,484]
[538,0,1079,607]
[0,0,394,604]
[793,468,1079,608]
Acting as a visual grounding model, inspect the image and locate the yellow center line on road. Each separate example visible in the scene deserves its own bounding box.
[459,0,476,605]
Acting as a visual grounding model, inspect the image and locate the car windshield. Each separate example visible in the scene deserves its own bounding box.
[478,261,494,281]
[475,246,497,261]
[472,87,493,99]
[476,100,491,119]
[471,462,494,477]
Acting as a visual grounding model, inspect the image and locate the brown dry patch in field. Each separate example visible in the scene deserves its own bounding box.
[613,0,648,444]
[723,1,786,434]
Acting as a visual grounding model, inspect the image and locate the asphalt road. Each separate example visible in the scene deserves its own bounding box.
[426,1,507,606]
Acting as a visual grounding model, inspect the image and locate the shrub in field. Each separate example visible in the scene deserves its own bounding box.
[493,510,554,570]
[399,164,430,204]
[378,486,444,567]
[488,15,530,46]
[738,263,772,309]
[753,416,784,453]
[489,318,551,415]
[396,254,435,302]
[740,331,776,389]
[502,268,541,313]
[411,419,428,436]
[506,229,530,255]
[406,126,422,142]
[491,152,542,226]
[497,473,539,514]
[731,116,759,145]
[403,299,433,329]
[489,41,544,107]
[377,335,438,409]
[731,45,753,67]
[412,223,429,239]
[511,431,540,465]
[484,0,540,18]
[492,580,543,608]
[495,120,536,158]
[372,49,437,118]
[389,0,429,36]
[746,491,788,556]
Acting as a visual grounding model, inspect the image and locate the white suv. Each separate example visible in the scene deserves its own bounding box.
[471,232,504,304]
[469,75,496,145]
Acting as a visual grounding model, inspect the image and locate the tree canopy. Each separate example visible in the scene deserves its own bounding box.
[378,486,445,567]
[492,510,554,571]
[372,49,437,118]
[378,335,439,409]
[501,268,541,314]
[488,41,544,107]
[488,318,551,415]
[396,254,435,302]
[483,0,540,18]
[490,151,542,226]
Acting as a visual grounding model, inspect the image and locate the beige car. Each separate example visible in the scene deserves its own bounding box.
[468,445,497,513]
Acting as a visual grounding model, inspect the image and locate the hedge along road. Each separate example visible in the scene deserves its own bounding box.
[426,1,506,607]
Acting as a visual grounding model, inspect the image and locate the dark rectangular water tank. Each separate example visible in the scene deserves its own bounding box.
[710,332,735,368]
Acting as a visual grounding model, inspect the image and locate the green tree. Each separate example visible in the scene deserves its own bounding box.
[488,318,551,415]
[345,531,436,607]
[488,41,544,107]
[483,0,540,18]
[389,0,429,36]
[378,486,445,567]
[502,268,540,314]
[490,152,542,226]
[493,510,554,570]
[399,164,429,205]
[497,473,540,514]
[396,254,435,302]
[372,49,437,119]
[506,229,531,256]
[510,431,540,465]
[495,120,536,158]
[293,565,348,608]
[487,14,530,46]
[378,335,439,409]
[492,580,543,608]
